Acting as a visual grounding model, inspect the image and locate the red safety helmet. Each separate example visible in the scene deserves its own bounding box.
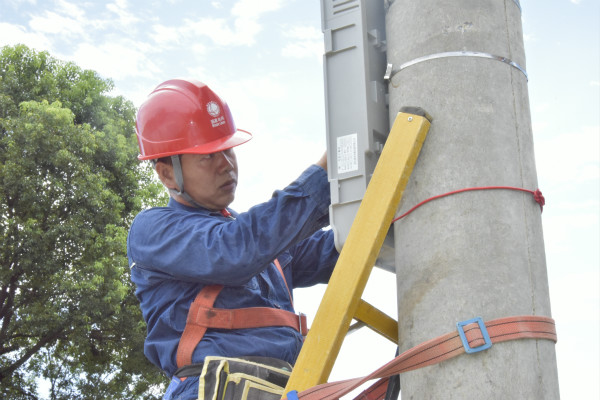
[135,79,252,160]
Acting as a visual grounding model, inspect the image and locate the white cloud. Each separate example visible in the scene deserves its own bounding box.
[150,24,183,46]
[231,0,283,18]
[1,0,167,85]
[181,18,247,46]
[106,0,140,28]
[179,14,265,47]
[232,17,261,43]
[4,0,35,6]
[55,0,86,20]
[190,42,208,56]
[70,41,160,80]
[591,80,600,87]
[28,10,86,37]
[0,22,53,51]
[219,76,287,129]
[175,0,284,47]
[281,25,323,59]
[182,65,212,87]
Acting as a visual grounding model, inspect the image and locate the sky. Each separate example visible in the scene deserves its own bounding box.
[1,0,598,398]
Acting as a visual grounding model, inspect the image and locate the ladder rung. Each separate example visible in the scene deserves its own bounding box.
[354,299,398,344]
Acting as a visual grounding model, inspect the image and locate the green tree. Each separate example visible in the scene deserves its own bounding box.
[0,44,168,399]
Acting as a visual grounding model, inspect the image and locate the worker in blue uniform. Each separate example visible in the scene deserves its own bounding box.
[127,78,338,400]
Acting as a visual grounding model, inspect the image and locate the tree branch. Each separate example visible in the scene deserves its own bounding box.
[0,327,67,381]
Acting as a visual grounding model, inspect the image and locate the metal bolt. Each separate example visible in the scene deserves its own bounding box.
[408,116,413,122]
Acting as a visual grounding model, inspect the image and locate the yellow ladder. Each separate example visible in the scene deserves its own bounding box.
[284,107,431,394]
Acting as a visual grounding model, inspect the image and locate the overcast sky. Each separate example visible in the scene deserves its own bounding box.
[1,0,598,398]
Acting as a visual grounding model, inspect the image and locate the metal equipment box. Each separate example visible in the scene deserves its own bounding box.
[321,0,395,271]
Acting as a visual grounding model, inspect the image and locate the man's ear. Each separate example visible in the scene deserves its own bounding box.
[155,162,178,191]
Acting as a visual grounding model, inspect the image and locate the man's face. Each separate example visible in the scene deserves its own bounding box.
[179,149,238,211]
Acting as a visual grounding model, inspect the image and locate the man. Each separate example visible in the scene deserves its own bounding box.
[127,79,338,399]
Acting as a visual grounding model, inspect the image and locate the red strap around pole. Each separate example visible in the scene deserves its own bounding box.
[286,315,556,400]
[392,186,546,224]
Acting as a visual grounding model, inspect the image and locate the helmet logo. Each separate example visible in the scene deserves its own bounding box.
[207,100,226,128]
[207,101,221,117]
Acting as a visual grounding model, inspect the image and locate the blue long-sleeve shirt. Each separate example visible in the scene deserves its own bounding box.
[127,165,338,378]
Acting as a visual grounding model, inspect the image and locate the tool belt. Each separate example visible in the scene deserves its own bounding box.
[194,356,292,400]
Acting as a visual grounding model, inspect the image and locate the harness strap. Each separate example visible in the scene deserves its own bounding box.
[176,284,222,369]
[274,259,294,308]
[288,315,557,400]
[176,261,306,369]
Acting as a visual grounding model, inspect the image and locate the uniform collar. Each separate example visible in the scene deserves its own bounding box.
[167,197,235,218]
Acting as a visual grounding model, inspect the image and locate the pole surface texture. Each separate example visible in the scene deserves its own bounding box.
[386,0,560,398]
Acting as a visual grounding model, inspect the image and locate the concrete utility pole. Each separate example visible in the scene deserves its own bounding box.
[386,0,560,398]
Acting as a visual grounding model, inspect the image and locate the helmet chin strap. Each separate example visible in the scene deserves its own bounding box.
[170,155,205,209]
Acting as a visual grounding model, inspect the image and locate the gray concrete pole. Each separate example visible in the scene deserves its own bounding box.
[386,0,560,398]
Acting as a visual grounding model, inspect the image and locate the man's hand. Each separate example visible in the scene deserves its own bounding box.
[316,152,327,171]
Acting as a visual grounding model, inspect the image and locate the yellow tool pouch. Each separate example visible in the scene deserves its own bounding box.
[197,356,292,400]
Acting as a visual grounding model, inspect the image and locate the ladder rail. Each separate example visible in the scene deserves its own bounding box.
[284,108,431,393]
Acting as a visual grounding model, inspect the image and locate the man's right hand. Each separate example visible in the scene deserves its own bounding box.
[316,152,327,171]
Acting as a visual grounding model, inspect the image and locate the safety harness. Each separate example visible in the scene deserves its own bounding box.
[176,259,308,369]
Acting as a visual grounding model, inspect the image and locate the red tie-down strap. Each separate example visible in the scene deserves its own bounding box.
[284,315,556,400]
[392,186,545,224]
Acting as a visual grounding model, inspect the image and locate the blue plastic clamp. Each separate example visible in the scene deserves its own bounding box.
[456,317,492,354]
[286,390,299,400]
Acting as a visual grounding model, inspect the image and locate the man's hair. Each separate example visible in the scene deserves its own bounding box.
[151,156,173,167]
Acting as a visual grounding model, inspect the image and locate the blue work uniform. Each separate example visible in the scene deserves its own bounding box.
[127,165,338,398]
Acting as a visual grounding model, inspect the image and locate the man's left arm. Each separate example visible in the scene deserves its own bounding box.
[287,229,339,288]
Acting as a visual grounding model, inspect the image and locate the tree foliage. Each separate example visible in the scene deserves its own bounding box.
[0,44,168,399]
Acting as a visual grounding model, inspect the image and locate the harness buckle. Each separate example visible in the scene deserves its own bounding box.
[298,313,308,336]
[457,317,492,354]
